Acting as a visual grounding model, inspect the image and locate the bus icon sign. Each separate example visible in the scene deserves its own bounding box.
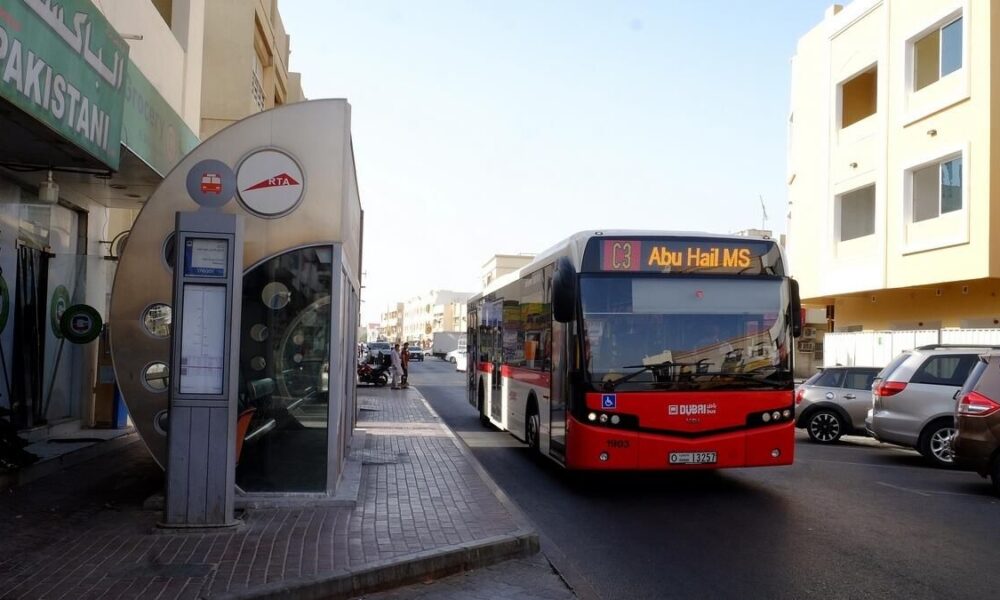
[602,394,617,410]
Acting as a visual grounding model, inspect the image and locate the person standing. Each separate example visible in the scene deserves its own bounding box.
[390,343,403,390]
[401,342,411,388]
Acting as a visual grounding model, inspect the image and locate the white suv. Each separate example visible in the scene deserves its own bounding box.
[866,345,990,467]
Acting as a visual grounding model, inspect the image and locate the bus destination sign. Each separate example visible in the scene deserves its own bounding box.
[596,239,781,275]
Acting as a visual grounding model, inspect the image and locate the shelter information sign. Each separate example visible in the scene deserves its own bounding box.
[0,0,129,169]
[183,238,227,278]
[179,284,226,395]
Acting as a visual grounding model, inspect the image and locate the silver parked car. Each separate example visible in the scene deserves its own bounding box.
[866,345,989,467]
[795,366,880,443]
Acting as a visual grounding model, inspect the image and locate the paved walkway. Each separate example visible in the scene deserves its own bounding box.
[0,386,573,599]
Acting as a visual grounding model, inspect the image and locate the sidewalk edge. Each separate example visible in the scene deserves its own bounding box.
[413,390,539,533]
[211,530,538,600]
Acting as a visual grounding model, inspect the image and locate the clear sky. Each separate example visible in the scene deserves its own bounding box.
[280,0,834,323]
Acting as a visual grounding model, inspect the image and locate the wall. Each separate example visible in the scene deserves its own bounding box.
[97,0,203,133]
[788,0,994,301]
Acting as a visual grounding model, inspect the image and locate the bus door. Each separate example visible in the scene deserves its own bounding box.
[485,298,503,423]
[549,320,567,459]
[490,324,503,423]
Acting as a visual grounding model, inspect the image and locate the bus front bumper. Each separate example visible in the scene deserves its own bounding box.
[564,417,795,470]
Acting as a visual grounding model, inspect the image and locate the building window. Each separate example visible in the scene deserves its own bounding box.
[252,54,266,112]
[913,16,962,91]
[910,156,962,222]
[840,66,877,128]
[838,185,875,241]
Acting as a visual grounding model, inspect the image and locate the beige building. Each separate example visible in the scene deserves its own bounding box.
[788,0,998,338]
[401,291,473,345]
[482,254,535,288]
[199,0,305,138]
[380,303,404,343]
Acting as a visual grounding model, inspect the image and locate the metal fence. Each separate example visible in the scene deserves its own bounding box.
[821,329,1000,368]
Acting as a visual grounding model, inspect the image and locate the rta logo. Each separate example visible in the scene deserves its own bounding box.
[243,172,301,191]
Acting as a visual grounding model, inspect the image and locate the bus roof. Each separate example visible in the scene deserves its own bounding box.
[471,229,778,302]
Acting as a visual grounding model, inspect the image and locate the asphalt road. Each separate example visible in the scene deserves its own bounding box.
[408,358,1000,600]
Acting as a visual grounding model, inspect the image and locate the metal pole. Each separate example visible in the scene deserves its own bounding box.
[41,338,66,420]
[0,340,11,403]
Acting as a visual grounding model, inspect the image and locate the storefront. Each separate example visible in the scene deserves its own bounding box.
[0,0,197,438]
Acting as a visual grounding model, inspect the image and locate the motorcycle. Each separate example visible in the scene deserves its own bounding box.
[357,360,390,387]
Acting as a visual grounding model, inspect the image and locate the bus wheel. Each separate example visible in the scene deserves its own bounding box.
[478,383,490,428]
[526,402,540,454]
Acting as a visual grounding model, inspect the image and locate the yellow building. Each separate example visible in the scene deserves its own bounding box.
[199,0,305,138]
[788,0,999,339]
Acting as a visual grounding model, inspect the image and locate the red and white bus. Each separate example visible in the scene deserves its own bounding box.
[466,231,802,470]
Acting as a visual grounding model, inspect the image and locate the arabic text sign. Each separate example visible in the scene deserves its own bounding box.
[0,0,129,169]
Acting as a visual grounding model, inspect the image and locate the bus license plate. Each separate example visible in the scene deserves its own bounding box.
[669,452,717,465]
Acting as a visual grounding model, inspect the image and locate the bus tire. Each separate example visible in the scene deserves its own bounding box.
[526,397,540,454]
[478,382,490,428]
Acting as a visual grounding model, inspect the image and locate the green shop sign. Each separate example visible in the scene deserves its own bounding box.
[121,61,199,177]
[0,0,130,170]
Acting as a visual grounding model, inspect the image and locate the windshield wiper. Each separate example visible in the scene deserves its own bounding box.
[601,360,701,391]
[690,371,791,388]
[601,363,791,391]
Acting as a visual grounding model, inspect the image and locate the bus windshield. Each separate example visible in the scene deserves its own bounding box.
[580,276,791,391]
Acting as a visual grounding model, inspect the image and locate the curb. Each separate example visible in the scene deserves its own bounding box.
[414,391,540,533]
[414,385,602,600]
[210,385,540,599]
[212,531,538,600]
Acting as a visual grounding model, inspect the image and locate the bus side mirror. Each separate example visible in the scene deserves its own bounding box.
[552,257,577,323]
[790,278,803,338]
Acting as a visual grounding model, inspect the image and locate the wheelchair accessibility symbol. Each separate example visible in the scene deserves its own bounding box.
[601,394,617,410]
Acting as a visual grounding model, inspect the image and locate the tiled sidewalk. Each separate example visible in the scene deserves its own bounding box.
[0,387,540,599]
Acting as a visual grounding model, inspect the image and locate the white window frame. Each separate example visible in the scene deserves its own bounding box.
[836,62,878,131]
[901,2,970,125]
[835,183,876,243]
[901,144,970,255]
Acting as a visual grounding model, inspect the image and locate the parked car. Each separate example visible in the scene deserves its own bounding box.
[445,348,464,364]
[953,352,1000,495]
[455,350,468,372]
[407,346,425,361]
[866,345,990,467]
[366,342,392,364]
[795,366,880,443]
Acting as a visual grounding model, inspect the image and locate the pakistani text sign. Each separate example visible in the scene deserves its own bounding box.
[0,0,129,169]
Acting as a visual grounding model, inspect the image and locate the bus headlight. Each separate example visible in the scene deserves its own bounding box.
[588,412,597,422]
[610,415,621,425]
[762,412,771,423]
[599,414,609,423]
[599,451,610,462]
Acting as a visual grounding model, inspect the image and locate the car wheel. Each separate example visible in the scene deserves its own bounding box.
[806,409,844,444]
[376,373,388,387]
[991,458,1000,497]
[918,419,956,467]
[449,357,456,364]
